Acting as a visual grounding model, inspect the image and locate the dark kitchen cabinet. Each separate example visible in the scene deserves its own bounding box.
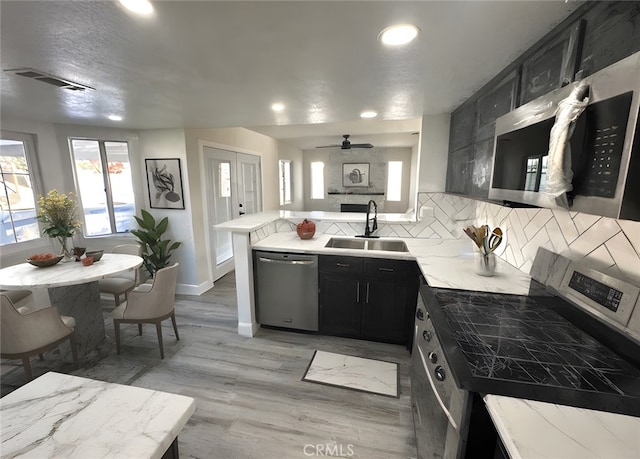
[319,255,363,337]
[446,146,473,195]
[449,102,475,151]
[519,20,584,105]
[475,71,519,141]
[319,255,418,346]
[578,2,640,77]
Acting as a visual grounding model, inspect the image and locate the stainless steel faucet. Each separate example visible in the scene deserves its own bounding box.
[364,200,378,237]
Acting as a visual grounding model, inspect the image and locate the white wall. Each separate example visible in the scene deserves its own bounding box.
[418,114,450,192]
[137,129,197,289]
[277,141,304,211]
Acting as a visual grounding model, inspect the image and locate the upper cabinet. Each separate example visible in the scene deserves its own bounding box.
[475,70,519,141]
[449,102,475,151]
[519,21,584,106]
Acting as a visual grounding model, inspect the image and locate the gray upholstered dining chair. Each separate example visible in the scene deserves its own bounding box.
[112,263,180,359]
[0,293,79,381]
[99,244,142,305]
[0,289,33,309]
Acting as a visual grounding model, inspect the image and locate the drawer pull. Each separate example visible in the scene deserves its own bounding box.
[428,352,438,364]
[416,309,425,321]
[434,366,446,382]
[336,262,350,267]
[378,267,394,272]
[423,330,432,342]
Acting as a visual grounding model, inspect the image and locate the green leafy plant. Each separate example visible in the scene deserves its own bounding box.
[131,209,181,277]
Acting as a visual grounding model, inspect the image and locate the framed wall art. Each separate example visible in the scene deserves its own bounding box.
[145,158,185,209]
[343,163,370,188]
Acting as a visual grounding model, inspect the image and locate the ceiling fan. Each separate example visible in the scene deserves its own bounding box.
[316,134,374,150]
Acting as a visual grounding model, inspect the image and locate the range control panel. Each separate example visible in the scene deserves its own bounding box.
[560,264,639,330]
[568,271,624,312]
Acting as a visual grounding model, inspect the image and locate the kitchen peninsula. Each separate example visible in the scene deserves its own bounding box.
[215,210,533,338]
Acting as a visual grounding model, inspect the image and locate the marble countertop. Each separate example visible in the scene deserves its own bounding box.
[252,232,534,295]
[0,372,196,459]
[0,254,142,289]
[215,210,416,232]
[484,394,640,459]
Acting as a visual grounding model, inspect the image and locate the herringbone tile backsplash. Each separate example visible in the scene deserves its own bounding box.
[415,193,640,284]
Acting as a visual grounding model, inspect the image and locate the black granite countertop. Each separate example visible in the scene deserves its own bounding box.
[422,285,640,417]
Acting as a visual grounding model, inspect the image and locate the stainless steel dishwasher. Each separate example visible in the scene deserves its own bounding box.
[254,251,319,331]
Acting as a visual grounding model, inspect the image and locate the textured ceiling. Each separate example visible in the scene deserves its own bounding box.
[0,1,582,148]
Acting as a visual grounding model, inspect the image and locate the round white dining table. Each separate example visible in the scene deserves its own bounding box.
[0,253,142,357]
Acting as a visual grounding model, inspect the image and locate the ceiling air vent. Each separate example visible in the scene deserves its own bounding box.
[4,68,94,91]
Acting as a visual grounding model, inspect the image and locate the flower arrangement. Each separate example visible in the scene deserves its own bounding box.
[37,189,82,258]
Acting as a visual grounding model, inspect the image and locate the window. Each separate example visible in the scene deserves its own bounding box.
[279,160,292,205]
[219,162,231,198]
[386,161,403,201]
[524,155,548,192]
[0,131,41,246]
[69,139,136,236]
[310,161,325,199]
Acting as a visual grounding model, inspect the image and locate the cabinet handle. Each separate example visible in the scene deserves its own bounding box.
[378,267,394,272]
[336,262,350,267]
[356,281,360,303]
[416,309,425,321]
[366,283,370,304]
[434,366,446,382]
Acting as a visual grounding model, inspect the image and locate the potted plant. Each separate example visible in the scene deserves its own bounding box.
[36,189,82,261]
[131,209,181,277]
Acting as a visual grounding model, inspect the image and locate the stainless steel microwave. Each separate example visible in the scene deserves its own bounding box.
[489,50,640,221]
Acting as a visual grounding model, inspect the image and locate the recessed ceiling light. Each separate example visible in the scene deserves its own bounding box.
[118,0,154,16]
[271,103,285,112]
[108,115,123,121]
[379,24,419,46]
[360,111,378,119]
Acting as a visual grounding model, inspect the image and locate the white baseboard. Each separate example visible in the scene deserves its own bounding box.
[176,280,214,296]
[238,321,260,337]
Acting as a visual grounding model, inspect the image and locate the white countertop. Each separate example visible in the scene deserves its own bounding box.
[252,232,534,295]
[0,254,142,289]
[484,394,640,459]
[0,372,196,459]
[215,210,416,232]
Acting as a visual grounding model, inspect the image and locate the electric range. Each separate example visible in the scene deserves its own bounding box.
[427,286,640,417]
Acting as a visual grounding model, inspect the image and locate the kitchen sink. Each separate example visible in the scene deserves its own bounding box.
[324,238,408,252]
[366,240,408,252]
[324,238,366,250]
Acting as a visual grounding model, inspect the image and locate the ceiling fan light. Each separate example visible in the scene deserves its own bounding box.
[118,0,154,16]
[360,111,378,119]
[379,24,419,46]
[108,115,123,121]
[271,102,285,112]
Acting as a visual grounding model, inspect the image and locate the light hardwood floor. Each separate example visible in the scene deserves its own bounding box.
[1,273,417,458]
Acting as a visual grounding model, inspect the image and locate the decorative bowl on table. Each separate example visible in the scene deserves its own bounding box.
[26,254,63,267]
[85,250,104,262]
